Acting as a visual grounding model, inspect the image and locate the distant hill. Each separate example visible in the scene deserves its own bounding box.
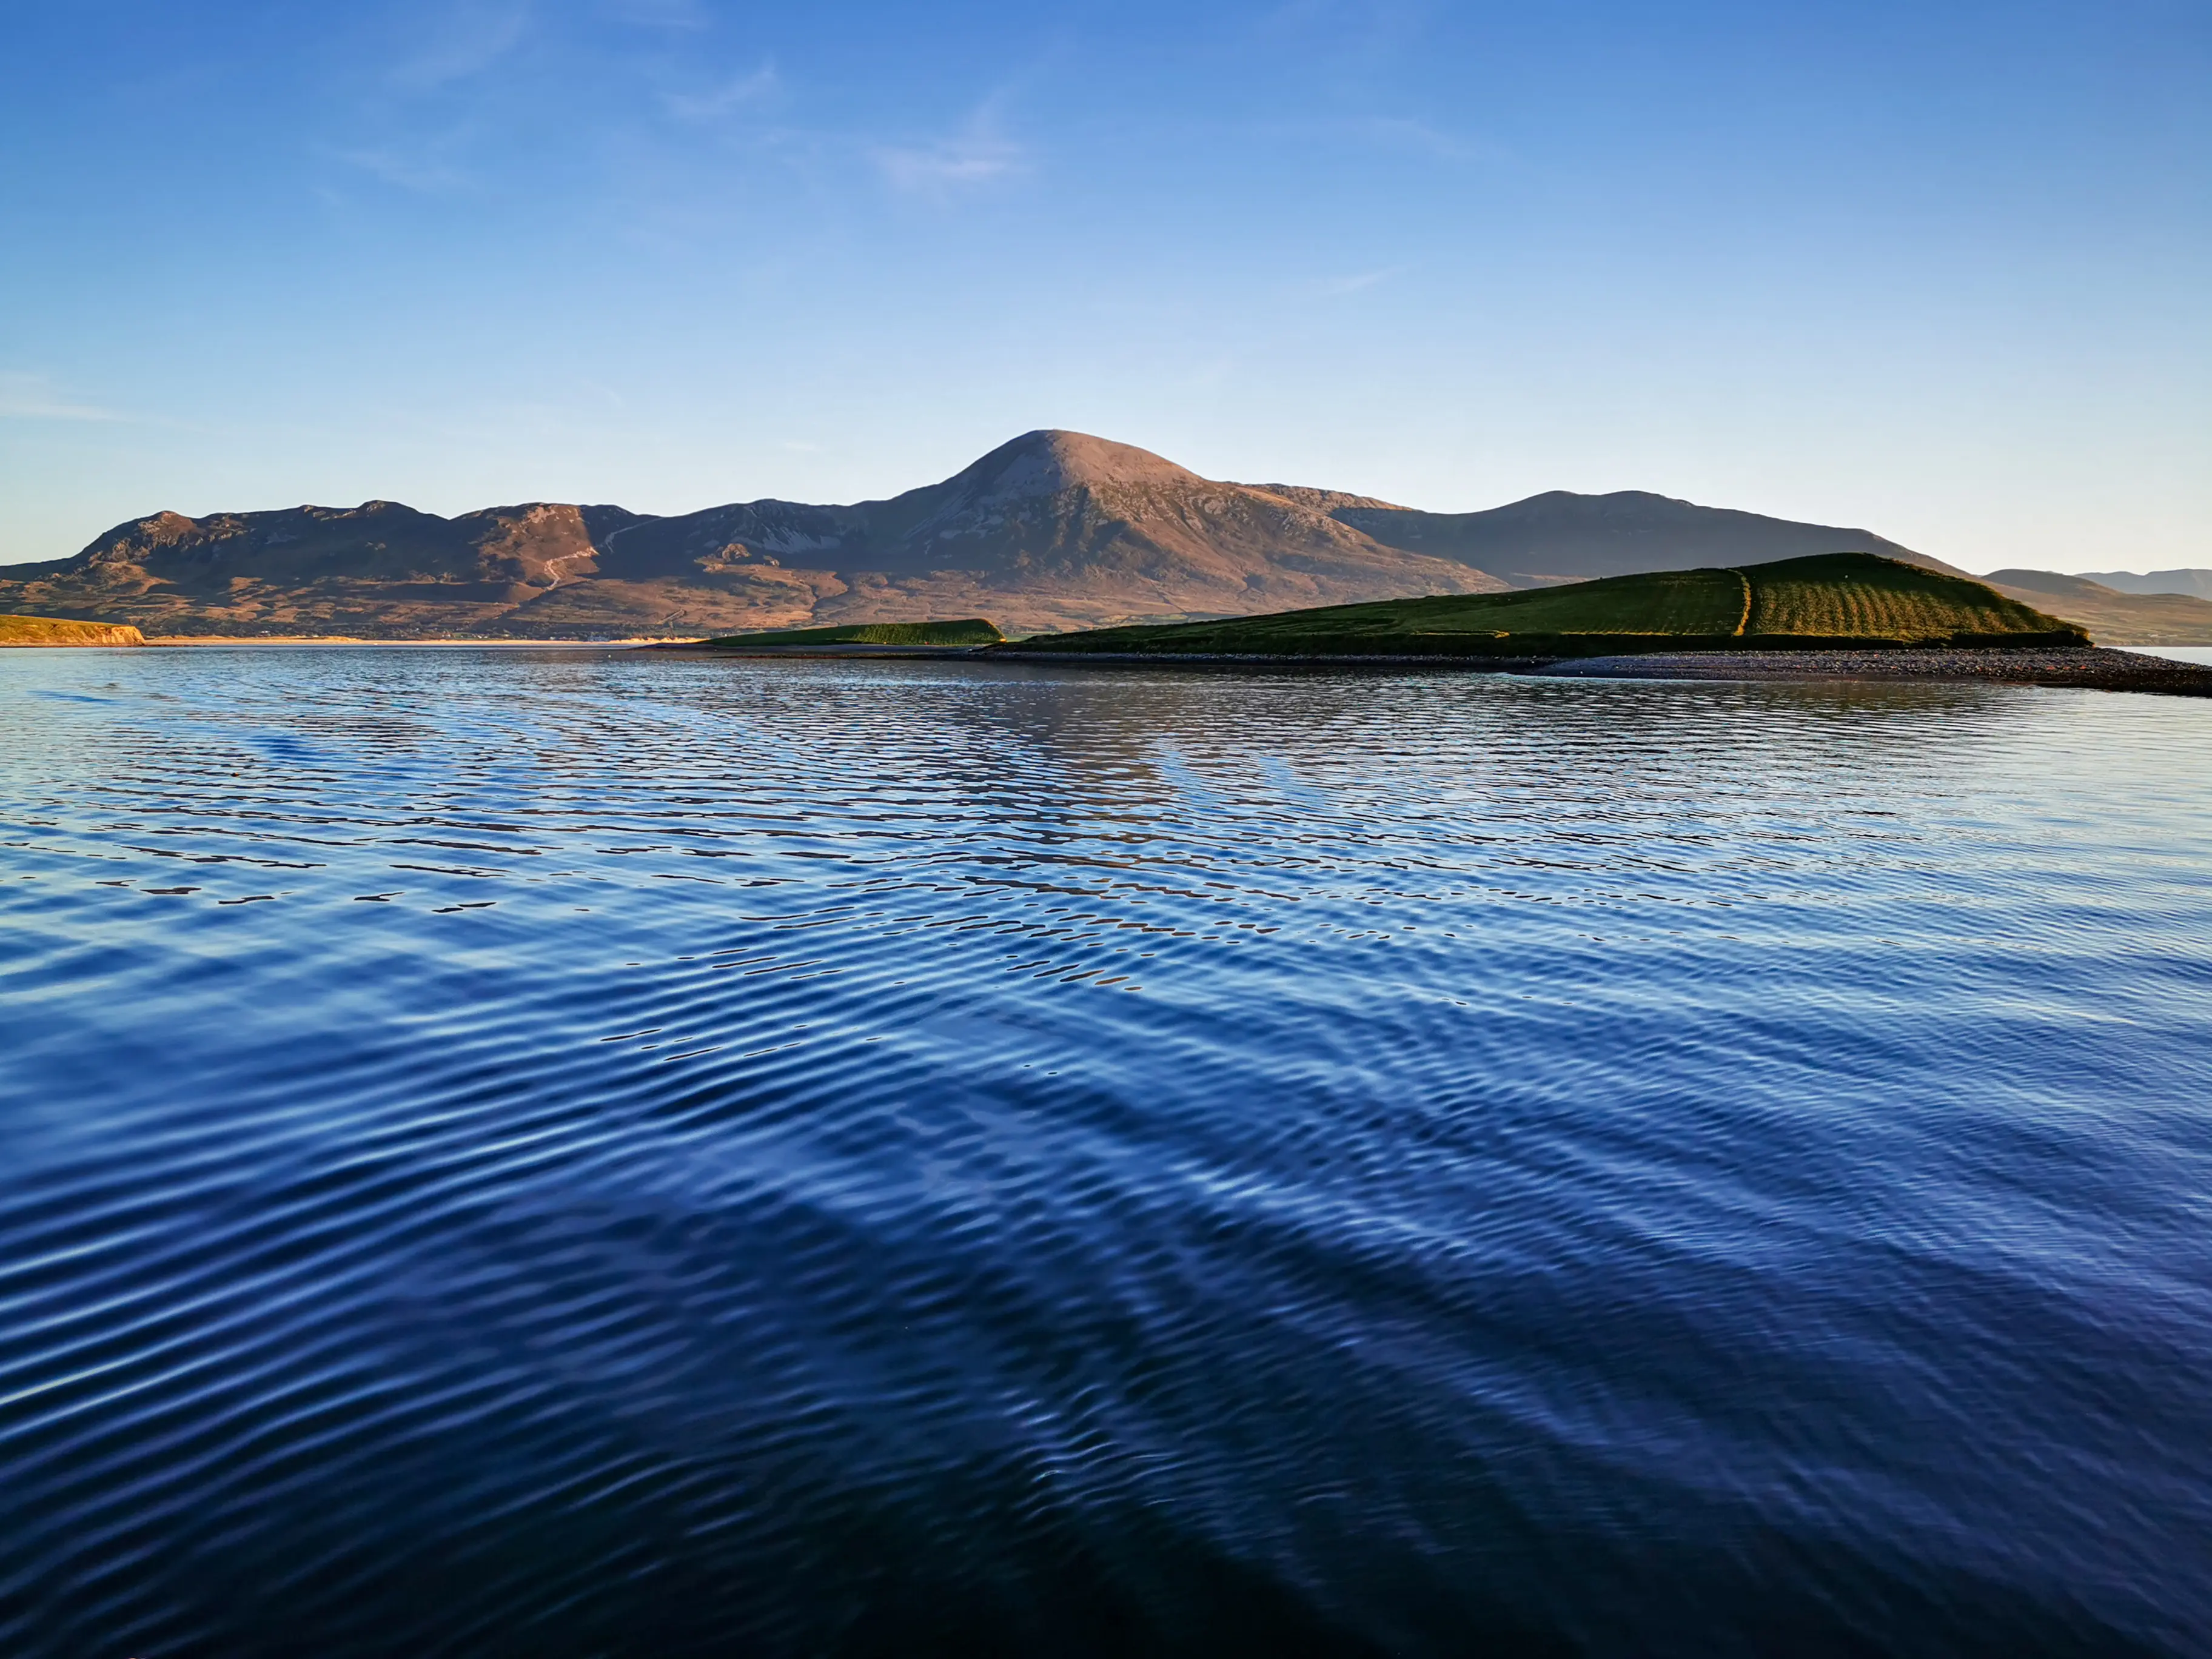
[2071,568,2212,601]
[1014,554,2082,658]
[1983,570,2212,646]
[0,430,1950,639]
[1256,486,1957,585]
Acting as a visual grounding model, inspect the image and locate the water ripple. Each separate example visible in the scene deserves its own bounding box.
[2,648,2210,1655]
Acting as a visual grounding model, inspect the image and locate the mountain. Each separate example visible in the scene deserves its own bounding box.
[564,431,1514,634]
[1255,486,1958,585]
[0,430,1947,639]
[2072,568,2212,601]
[1983,569,2212,646]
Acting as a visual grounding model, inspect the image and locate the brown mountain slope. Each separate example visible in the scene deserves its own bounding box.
[0,430,1948,639]
[1983,570,2212,646]
[594,431,1511,629]
[0,432,1504,638]
[0,500,660,638]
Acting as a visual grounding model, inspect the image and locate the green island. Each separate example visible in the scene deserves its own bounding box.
[688,618,1005,648]
[1001,554,2086,657]
[0,612,146,648]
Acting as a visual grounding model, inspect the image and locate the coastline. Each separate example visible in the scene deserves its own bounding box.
[22,635,2210,696]
[641,641,995,658]
[981,647,1561,670]
[984,643,2212,697]
[1535,645,2212,697]
[138,635,680,647]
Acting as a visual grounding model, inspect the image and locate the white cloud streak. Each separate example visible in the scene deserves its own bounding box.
[394,2,531,90]
[1310,266,1405,297]
[662,64,781,122]
[330,141,475,193]
[873,115,1028,198]
[0,372,120,423]
[604,0,710,28]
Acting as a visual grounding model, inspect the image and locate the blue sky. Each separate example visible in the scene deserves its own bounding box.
[1,0,2205,571]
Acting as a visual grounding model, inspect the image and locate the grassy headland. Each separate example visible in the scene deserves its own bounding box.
[689,618,1005,648]
[0,613,146,647]
[1002,555,2087,659]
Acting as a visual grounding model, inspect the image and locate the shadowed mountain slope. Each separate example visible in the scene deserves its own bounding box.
[0,431,1956,639]
[1264,488,1956,585]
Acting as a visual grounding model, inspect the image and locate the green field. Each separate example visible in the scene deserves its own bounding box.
[1744,555,2065,639]
[0,613,146,647]
[1007,555,2086,657]
[694,618,1005,648]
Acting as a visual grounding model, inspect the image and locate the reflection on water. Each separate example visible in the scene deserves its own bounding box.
[3,647,2210,1657]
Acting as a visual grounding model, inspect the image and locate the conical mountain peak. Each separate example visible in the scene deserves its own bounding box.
[943,429,1204,503]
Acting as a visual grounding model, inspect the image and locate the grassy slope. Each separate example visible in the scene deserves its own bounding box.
[0,613,146,646]
[1001,570,1743,655]
[1011,554,2086,656]
[694,618,1004,647]
[1746,554,2065,638]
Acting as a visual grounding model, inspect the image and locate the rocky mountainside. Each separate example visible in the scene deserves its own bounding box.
[0,430,1951,639]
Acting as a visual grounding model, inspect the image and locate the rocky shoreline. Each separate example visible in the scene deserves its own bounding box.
[647,641,991,657]
[1538,645,2212,697]
[978,643,2212,697]
[642,638,2212,696]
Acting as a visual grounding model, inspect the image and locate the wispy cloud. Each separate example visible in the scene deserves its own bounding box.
[873,112,1028,198]
[394,2,531,90]
[1258,0,1435,67]
[1356,116,1515,166]
[605,0,710,28]
[0,372,119,423]
[330,139,475,193]
[662,64,780,122]
[867,85,1034,198]
[1310,266,1405,297]
[1234,112,1520,175]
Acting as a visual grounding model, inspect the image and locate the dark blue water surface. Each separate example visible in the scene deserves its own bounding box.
[4,645,2211,1658]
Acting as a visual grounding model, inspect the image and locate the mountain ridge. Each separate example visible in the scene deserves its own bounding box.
[1982,569,2212,647]
[0,429,1995,639]
[1322,488,1943,586]
[2073,568,2212,601]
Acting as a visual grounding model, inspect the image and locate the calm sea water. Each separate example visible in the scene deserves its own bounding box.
[4,646,2210,1658]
